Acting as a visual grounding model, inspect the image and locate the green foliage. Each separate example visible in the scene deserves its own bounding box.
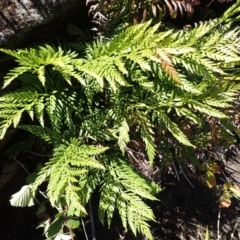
[0,46,84,87]
[32,139,107,211]
[99,155,159,238]
[2,0,240,238]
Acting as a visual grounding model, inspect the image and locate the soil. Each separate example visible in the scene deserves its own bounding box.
[0,166,44,240]
[1,166,240,240]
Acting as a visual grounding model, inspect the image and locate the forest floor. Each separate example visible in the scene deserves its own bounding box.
[1,165,240,240]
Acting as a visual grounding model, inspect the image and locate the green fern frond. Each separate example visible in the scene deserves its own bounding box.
[0,90,41,139]
[34,97,45,127]
[158,111,195,147]
[0,45,81,87]
[203,99,231,108]
[189,101,227,118]
[1,66,32,88]
[65,184,87,214]
[117,119,130,152]
[32,139,108,210]
[221,0,240,23]
[176,108,202,125]
[99,156,160,239]
[140,124,156,165]
[125,194,154,238]
[18,125,61,145]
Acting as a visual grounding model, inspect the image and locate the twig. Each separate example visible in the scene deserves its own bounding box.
[187,221,207,230]
[217,208,221,240]
[115,228,125,240]
[174,148,194,188]
[172,159,180,181]
[12,156,62,212]
[81,217,89,240]
[12,156,30,174]
[25,150,51,157]
[230,217,240,240]
[179,164,195,188]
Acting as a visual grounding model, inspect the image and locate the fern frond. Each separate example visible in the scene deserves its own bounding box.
[0,45,81,87]
[189,101,227,118]
[1,66,32,88]
[0,90,41,139]
[65,184,87,214]
[32,139,107,213]
[176,108,202,125]
[140,124,156,165]
[117,119,130,152]
[99,156,160,239]
[34,97,45,127]
[18,125,61,145]
[158,111,195,147]
[78,169,102,204]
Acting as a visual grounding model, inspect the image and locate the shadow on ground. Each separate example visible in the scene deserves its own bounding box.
[0,168,240,239]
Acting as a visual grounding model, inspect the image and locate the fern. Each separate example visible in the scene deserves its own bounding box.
[117,118,130,152]
[99,155,160,239]
[0,90,41,139]
[31,139,159,239]
[18,125,61,145]
[88,0,199,30]
[2,1,240,238]
[32,138,107,212]
[2,14,240,152]
[0,45,84,87]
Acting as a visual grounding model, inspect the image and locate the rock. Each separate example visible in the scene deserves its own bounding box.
[0,0,86,47]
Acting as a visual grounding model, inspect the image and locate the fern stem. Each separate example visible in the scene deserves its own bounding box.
[172,160,180,181]
[88,199,96,240]
[174,149,195,188]
[13,156,30,174]
[217,208,221,240]
[25,150,52,157]
[179,164,195,189]
[37,186,63,212]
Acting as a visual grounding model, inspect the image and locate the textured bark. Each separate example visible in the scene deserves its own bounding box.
[0,0,85,47]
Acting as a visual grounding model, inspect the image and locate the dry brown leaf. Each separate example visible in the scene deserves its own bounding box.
[230,185,240,198]
[219,198,231,208]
